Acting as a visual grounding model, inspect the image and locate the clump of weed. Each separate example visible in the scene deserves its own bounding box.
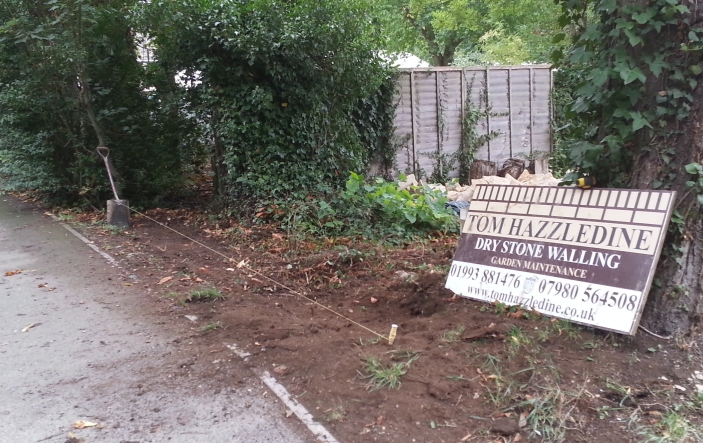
[360,351,419,391]
[202,322,223,331]
[358,337,383,346]
[637,410,700,443]
[185,287,225,302]
[507,325,531,351]
[325,405,346,423]
[166,288,226,305]
[522,386,569,442]
[687,391,703,411]
[478,354,516,406]
[441,325,465,344]
[551,319,581,339]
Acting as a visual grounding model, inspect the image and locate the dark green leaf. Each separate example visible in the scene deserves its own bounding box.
[685,163,703,174]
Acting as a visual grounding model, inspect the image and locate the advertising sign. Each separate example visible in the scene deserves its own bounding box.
[445,185,676,334]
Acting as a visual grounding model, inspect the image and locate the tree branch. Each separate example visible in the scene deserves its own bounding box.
[78,70,106,148]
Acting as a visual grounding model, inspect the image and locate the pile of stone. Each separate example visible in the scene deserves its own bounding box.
[398,170,562,203]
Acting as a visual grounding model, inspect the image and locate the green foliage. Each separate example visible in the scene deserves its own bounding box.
[142,0,395,204]
[418,79,500,184]
[344,172,456,227]
[0,0,200,205]
[374,0,562,66]
[554,0,703,187]
[353,73,401,180]
[457,81,501,184]
[550,64,588,178]
[186,287,225,302]
[684,162,703,207]
[361,351,419,391]
[272,172,458,242]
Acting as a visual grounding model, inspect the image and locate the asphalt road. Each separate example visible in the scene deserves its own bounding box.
[0,197,312,443]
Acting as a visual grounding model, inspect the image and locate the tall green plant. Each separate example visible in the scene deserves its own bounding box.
[142,0,395,205]
[0,0,199,205]
[553,0,703,187]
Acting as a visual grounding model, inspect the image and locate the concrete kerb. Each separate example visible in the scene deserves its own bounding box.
[48,211,341,443]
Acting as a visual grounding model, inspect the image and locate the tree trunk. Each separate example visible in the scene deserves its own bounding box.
[634,96,703,336]
[631,0,703,336]
[210,108,228,201]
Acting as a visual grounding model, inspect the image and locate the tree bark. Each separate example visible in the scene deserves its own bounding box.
[210,108,228,200]
[630,0,703,335]
[635,97,703,336]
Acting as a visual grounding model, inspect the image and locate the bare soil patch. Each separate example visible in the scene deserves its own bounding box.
[65,207,703,443]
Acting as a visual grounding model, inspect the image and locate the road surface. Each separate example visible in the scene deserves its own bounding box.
[0,197,313,443]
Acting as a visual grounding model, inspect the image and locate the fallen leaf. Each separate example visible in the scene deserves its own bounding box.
[273,365,288,375]
[370,297,378,304]
[514,434,523,442]
[285,409,294,418]
[38,283,47,288]
[21,323,41,332]
[518,412,527,428]
[375,415,385,425]
[5,270,21,277]
[194,277,204,283]
[157,276,173,285]
[460,432,472,442]
[73,420,98,429]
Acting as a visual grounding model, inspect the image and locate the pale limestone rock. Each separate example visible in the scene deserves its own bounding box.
[517,169,532,182]
[398,174,418,191]
[455,188,475,202]
[428,184,447,193]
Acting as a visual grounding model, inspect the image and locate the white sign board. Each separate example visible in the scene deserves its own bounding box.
[445,185,675,334]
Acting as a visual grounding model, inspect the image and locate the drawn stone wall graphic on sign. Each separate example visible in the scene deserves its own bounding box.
[445,185,676,335]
